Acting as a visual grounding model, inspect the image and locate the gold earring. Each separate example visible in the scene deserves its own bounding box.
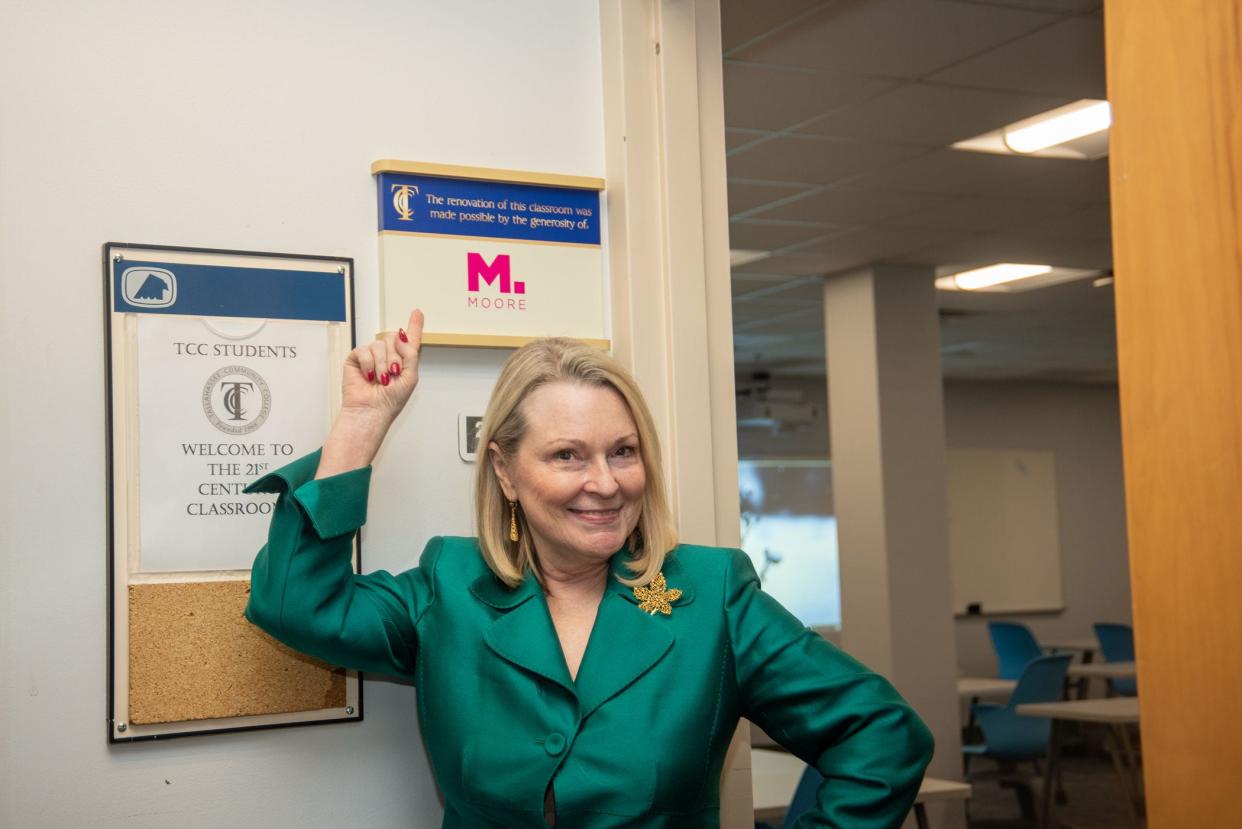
[508,500,519,542]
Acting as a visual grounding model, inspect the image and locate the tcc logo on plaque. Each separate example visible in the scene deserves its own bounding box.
[202,365,271,435]
[122,267,177,308]
[391,183,420,221]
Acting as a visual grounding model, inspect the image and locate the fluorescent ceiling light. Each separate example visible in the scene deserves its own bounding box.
[1004,100,1112,154]
[935,264,1101,293]
[730,249,771,268]
[951,99,1111,161]
[939,263,1051,291]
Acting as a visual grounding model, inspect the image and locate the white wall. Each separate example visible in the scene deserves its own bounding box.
[735,375,1132,678]
[0,1,604,826]
[943,381,1131,677]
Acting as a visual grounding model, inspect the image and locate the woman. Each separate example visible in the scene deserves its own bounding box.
[245,309,934,828]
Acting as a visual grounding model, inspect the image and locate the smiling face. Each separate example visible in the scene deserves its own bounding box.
[490,381,647,572]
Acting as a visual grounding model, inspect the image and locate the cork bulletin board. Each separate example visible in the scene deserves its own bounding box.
[105,242,361,742]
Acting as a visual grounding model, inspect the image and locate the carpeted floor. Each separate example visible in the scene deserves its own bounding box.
[965,749,1144,829]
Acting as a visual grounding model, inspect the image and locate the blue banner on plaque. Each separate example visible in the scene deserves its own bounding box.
[112,260,347,321]
[376,172,601,246]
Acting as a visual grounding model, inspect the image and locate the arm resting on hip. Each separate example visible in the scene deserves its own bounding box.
[727,549,934,828]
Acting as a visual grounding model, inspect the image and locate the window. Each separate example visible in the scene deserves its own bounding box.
[738,459,840,629]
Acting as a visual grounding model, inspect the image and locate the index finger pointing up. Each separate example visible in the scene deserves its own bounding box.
[395,308,424,361]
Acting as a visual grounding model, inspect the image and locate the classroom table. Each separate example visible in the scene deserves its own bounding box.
[957,677,1017,739]
[1042,637,1099,657]
[1066,660,1136,679]
[1016,697,1142,829]
[956,677,1017,699]
[751,747,971,828]
[1067,660,1137,698]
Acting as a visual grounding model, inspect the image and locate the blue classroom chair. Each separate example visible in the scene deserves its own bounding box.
[988,620,1045,680]
[962,653,1073,822]
[1094,622,1138,696]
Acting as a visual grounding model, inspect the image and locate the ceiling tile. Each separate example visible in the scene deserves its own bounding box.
[927,17,1105,98]
[734,331,826,371]
[733,300,820,333]
[736,306,823,335]
[796,225,963,271]
[720,0,827,53]
[959,0,1101,10]
[732,272,807,292]
[721,0,1115,383]
[727,135,927,185]
[729,220,838,251]
[887,195,1073,232]
[901,227,1111,268]
[801,82,1070,146]
[733,296,813,316]
[723,61,895,130]
[737,251,840,276]
[1002,157,1111,202]
[749,186,951,224]
[848,148,1068,196]
[727,180,815,215]
[726,128,769,151]
[1024,203,1112,240]
[899,230,1057,264]
[1052,236,1112,268]
[733,275,826,303]
[733,0,1056,79]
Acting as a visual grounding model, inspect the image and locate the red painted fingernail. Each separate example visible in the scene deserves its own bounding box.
[366,370,375,382]
[398,328,408,343]
[391,361,400,376]
[380,372,390,386]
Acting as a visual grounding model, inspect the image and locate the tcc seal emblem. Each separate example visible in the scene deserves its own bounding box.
[202,365,271,435]
[391,183,420,221]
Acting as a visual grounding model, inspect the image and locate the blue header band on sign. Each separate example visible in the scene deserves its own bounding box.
[113,261,347,321]
[377,172,601,245]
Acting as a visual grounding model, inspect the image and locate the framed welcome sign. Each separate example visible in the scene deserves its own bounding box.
[103,242,361,741]
[372,160,608,348]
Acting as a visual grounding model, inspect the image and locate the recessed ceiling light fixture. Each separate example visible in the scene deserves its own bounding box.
[935,263,1101,292]
[730,248,771,268]
[1004,100,1112,154]
[938,263,1050,290]
[952,99,1111,160]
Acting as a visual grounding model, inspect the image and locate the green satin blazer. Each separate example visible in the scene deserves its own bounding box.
[245,450,933,828]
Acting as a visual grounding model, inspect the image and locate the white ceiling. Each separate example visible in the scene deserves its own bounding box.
[722,0,1115,382]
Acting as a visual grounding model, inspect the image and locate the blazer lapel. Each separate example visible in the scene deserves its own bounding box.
[472,570,577,698]
[469,551,696,716]
[573,552,693,719]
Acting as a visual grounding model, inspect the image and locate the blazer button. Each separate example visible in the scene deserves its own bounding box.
[543,732,566,756]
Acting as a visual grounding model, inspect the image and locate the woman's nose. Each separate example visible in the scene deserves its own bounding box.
[583,457,620,495]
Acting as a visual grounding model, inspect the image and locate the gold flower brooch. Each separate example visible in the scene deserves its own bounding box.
[634,572,682,616]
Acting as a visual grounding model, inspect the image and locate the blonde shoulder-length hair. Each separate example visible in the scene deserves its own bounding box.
[473,337,677,589]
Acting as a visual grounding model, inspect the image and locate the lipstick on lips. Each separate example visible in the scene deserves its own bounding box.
[569,507,621,524]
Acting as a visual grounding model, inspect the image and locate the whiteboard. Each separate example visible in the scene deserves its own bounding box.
[946,448,1063,614]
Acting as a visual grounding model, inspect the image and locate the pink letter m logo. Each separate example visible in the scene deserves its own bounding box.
[467,253,525,294]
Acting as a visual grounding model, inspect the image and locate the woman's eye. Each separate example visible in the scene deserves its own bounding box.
[554,449,575,461]
[615,445,635,457]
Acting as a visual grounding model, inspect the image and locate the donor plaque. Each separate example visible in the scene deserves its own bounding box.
[373,160,607,348]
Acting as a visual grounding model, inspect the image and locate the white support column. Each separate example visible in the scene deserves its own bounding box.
[823,266,963,792]
[599,1,749,825]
